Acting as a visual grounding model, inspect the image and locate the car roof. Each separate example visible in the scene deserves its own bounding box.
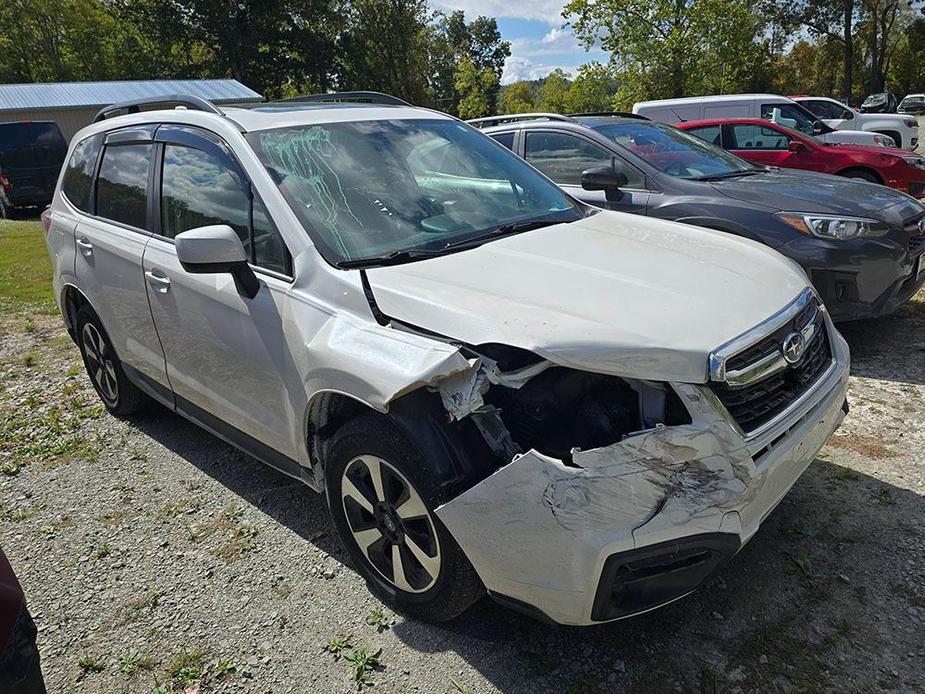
[635,94,788,107]
[478,114,649,133]
[221,103,453,132]
[677,118,784,128]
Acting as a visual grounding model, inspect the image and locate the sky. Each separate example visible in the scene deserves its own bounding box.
[429,0,609,84]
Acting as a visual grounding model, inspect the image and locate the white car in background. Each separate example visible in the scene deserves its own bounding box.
[793,96,918,150]
[634,94,897,147]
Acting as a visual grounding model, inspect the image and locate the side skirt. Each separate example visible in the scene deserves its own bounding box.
[122,364,318,490]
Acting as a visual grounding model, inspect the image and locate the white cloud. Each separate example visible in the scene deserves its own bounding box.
[429,0,567,24]
[501,56,575,84]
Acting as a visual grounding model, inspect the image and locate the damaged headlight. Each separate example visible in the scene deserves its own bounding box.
[776,212,890,240]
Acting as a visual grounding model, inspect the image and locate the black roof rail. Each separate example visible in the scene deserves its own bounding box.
[276,91,411,106]
[465,113,577,129]
[93,95,223,123]
[568,111,650,120]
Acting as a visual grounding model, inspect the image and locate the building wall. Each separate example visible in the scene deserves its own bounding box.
[0,107,99,141]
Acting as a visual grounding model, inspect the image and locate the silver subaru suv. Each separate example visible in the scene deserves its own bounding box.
[43,93,850,626]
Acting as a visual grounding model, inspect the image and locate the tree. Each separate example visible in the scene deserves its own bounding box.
[565,0,763,102]
[455,55,499,119]
[498,81,535,114]
[537,69,571,112]
[565,62,616,112]
[428,10,510,114]
[800,0,859,100]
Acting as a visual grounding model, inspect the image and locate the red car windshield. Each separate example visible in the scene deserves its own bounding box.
[594,121,756,179]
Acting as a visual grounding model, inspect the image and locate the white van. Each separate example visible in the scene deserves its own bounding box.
[633,94,896,147]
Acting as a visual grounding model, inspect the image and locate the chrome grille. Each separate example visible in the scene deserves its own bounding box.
[709,290,833,436]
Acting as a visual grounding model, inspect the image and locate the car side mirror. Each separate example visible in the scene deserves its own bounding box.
[812,122,823,135]
[788,140,807,153]
[175,224,259,299]
[581,166,628,191]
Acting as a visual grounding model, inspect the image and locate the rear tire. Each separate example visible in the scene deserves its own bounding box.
[325,413,484,623]
[75,305,148,417]
[839,168,881,184]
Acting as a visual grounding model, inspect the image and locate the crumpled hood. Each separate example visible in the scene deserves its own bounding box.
[712,169,924,223]
[367,211,810,384]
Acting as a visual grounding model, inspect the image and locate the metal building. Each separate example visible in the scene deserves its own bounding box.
[0,79,263,141]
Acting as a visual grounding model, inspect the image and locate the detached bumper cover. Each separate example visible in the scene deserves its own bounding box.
[435,331,850,626]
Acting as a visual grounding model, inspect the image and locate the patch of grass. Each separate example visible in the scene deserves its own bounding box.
[188,506,258,561]
[834,466,863,481]
[119,649,157,675]
[167,649,205,688]
[791,556,814,577]
[214,658,235,681]
[78,654,106,674]
[0,221,56,314]
[23,318,36,332]
[364,605,390,632]
[322,635,354,660]
[344,646,382,690]
[92,541,111,559]
[872,487,896,505]
[20,351,37,367]
[65,364,82,377]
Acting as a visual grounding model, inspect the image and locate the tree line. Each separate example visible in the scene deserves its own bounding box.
[520,0,925,114]
[3,0,925,119]
[0,0,509,117]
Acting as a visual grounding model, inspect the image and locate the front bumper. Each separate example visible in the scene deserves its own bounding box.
[436,329,849,626]
[779,233,925,321]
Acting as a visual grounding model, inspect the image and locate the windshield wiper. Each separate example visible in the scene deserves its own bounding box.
[335,248,448,269]
[442,215,569,250]
[693,169,764,181]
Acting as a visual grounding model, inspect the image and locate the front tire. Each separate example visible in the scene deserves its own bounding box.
[325,413,484,622]
[75,305,148,417]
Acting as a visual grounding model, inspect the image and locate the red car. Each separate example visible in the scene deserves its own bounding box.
[676,118,925,198]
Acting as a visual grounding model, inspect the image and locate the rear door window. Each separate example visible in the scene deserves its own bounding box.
[61,134,103,213]
[95,144,152,229]
[727,124,791,150]
[525,132,614,186]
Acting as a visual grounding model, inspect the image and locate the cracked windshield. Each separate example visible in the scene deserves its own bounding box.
[249,119,580,265]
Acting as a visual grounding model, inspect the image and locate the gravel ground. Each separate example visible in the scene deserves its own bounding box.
[1,291,924,693]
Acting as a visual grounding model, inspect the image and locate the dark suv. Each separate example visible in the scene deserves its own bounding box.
[473,113,925,321]
[0,121,67,218]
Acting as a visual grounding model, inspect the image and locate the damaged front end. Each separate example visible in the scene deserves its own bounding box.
[423,327,850,626]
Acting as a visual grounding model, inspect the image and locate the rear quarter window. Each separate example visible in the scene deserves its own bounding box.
[61,134,103,213]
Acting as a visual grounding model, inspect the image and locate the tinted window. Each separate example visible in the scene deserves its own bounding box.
[248,119,580,267]
[0,122,67,168]
[96,144,151,228]
[161,144,289,274]
[728,124,792,150]
[490,132,515,150]
[685,125,722,146]
[524,132,615,186]
[61,134,102,212]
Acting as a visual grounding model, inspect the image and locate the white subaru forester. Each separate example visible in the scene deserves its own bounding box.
[43,93,850,626]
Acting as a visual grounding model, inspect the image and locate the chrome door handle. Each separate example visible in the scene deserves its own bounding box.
[145,269,171,292]
[76,237,93,254]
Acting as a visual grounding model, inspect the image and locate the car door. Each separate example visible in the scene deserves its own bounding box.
[73,126,169,392]
[141,125,302,460]
[723,122,827,172]
[522,130,651,214]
